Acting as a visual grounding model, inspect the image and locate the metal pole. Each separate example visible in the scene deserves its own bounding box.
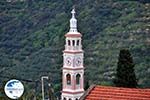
[41,76,48,100]
[41,77,44,100]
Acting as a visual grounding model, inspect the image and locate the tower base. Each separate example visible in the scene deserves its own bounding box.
[61,91,84,100]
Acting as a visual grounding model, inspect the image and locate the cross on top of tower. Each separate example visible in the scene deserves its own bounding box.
[71,8,75,18]
[69,8,77,32]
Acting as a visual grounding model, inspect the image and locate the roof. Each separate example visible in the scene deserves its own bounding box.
[80,85,150,100]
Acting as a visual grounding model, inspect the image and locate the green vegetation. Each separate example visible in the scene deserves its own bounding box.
[114,49,137,88]
[0,0,149,99]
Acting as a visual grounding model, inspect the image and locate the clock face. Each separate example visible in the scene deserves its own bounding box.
[75,57,82,66]
[66,57,71,66]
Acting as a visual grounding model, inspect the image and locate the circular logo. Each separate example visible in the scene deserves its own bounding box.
[4,79,24,99]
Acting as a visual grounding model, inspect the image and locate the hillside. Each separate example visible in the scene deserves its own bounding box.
[0,0,150,99]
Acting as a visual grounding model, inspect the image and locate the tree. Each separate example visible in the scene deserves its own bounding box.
[114,49,137,88]
[85,80,90,90]
[0,81,10,100]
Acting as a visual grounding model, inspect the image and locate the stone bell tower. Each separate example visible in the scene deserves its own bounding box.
[61,8,84,100]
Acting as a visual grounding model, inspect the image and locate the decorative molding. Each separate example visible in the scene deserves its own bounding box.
[63,67,84,70]
[65,33,82,37]
[62,91,84,94]
[63,50,84,54]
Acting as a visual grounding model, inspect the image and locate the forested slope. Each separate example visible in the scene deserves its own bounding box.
[0,0,150,98]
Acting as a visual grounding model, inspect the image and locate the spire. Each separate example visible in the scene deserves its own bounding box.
[69,8,77,32]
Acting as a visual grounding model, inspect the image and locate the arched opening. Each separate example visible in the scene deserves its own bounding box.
[75,98,78,100]
[68,40,71,46]
[77,40,80,46]
[69,98,72,100]
[72,40,75,46]
[76,74,81,85]
[66,74,71,85]
[63,97,66,100]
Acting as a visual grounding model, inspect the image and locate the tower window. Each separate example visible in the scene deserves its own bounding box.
[68,40,71,46]
[77,40,80,46]
[75,98,78,100]
[72,40,75,46]
[76,74,81,85]
[66,74,71,85]
[69,99,72,100]
[63,97,66,100]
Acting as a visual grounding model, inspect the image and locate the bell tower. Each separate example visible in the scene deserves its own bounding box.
[61,8,84,100]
